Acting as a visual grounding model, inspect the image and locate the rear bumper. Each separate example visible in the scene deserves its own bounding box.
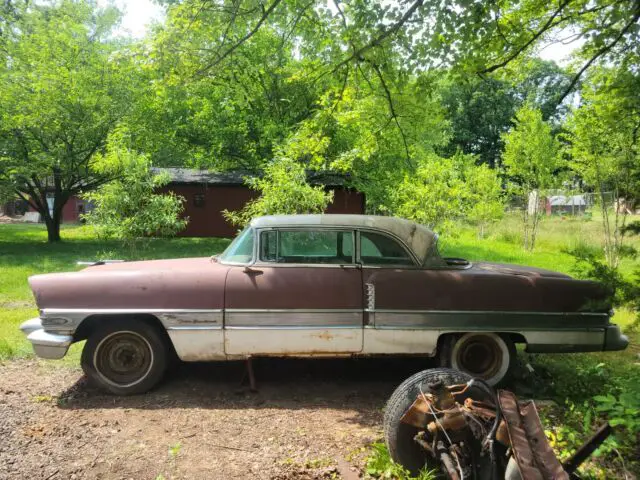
[603,324,629,351]
[19,318,72,360]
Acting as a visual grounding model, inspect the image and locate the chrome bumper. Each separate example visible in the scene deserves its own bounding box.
[19,318,73,360]
[603,324,629,351]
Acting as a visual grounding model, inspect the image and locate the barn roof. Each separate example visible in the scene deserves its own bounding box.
[152,168,351,187]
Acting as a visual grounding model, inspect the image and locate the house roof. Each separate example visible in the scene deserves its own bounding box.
[153,168,351,187]
[250,214,441,267]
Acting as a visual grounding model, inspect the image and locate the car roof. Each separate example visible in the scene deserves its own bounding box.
[249,214,440,265]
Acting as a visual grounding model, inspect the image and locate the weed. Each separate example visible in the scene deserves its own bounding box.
[168,441,182,458]
[364,442,436,480]
[31,394,54,403]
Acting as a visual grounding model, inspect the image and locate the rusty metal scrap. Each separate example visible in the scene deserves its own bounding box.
[396,375,612,480]
[498,390,569,480]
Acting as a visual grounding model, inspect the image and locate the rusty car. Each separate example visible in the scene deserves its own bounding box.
[20,214,628,394]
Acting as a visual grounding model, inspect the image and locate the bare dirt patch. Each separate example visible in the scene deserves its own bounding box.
[0,357,428,479]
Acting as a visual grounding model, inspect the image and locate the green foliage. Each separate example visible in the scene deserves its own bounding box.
[83,129,188,247]
[465,164,505,237]
[223,157,333,227]
[529,350,640,478]
[502,104,561,250]
[0,0,141,241]
[594,392,640,442]
[569,247,640,324]
[390,151,503,235]
[364,443,435,480]
[390,151,469,233]
[565,67,640,268]
[502,105,561,192]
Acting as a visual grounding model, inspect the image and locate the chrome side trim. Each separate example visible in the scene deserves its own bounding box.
[40,309,224,333]
[156,312,222,329]
[166,326,223,331]
[42,308,224,314]
[226,325,359,330]
[373,310,608,329]
[371,309,610,316]
[373,309,608,329]
[225,309,362,327]
[365,284,375,311]
[225,308,362,313]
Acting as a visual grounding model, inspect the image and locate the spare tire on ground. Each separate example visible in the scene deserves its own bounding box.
[384,368,486,474]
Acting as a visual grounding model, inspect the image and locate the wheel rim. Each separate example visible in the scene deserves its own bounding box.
[94,331,154,388]
[454,335,503,380]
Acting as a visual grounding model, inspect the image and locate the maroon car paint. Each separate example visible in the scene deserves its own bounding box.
[29,258,230,310]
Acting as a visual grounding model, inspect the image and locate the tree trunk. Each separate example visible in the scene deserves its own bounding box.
[46,215,62,242]
[41,208,62,242]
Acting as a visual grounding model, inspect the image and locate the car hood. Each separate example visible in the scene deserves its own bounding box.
[79,257,217,273]
[29,257,229,310]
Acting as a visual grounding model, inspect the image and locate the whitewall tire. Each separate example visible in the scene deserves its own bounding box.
[439,332,515,386]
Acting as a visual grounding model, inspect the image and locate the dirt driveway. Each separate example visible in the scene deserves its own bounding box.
[0,357,428,479]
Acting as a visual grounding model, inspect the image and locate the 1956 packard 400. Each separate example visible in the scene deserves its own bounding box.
[20,214,628,394]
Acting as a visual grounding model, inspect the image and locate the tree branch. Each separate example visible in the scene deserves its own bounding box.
[371,63,414,170]
[196,0,283,76]
[557,5,640,103]
[330,0,425,74]
[481,0,573,74]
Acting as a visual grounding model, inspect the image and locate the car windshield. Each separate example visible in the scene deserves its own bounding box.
[218,227,254,264]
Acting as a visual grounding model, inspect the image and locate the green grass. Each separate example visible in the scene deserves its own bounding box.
[442,212,639,278]
[0,223,230,360]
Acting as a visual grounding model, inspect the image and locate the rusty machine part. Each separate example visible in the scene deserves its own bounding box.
[399,377,611,480]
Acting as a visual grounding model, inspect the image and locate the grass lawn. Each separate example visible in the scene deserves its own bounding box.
[1,216,638,478]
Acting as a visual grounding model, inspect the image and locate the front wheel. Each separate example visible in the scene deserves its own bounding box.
[81,319,168,395]
[438,332,515,386]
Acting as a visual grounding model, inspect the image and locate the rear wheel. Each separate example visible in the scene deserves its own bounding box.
[81,319,168,395]
[438,332,515,386]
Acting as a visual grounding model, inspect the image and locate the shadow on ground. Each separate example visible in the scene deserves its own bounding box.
[57,357,437,416]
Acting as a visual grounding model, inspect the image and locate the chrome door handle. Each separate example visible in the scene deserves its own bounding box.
[243,266,263,274]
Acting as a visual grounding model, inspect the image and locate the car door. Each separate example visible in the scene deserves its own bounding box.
[224,228,364,355]
[358,229,443,355]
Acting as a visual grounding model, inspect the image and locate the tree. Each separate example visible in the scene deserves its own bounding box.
[83,129,187,249]
[465,164,505,238]
[438,77,517,167]
[501,105,561,250]
[0,1,140,241]
[390,151,469,234]
[223,157,333,227]
[565,68,640,268]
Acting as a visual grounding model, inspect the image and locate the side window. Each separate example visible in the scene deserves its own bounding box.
[359,231,414,266]
[259,230,354,264]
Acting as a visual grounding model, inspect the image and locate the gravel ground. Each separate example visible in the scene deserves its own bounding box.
[0,357,429,479]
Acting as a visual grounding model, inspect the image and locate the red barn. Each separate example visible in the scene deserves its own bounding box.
[26,168,366,237]
[156,168,366,237]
